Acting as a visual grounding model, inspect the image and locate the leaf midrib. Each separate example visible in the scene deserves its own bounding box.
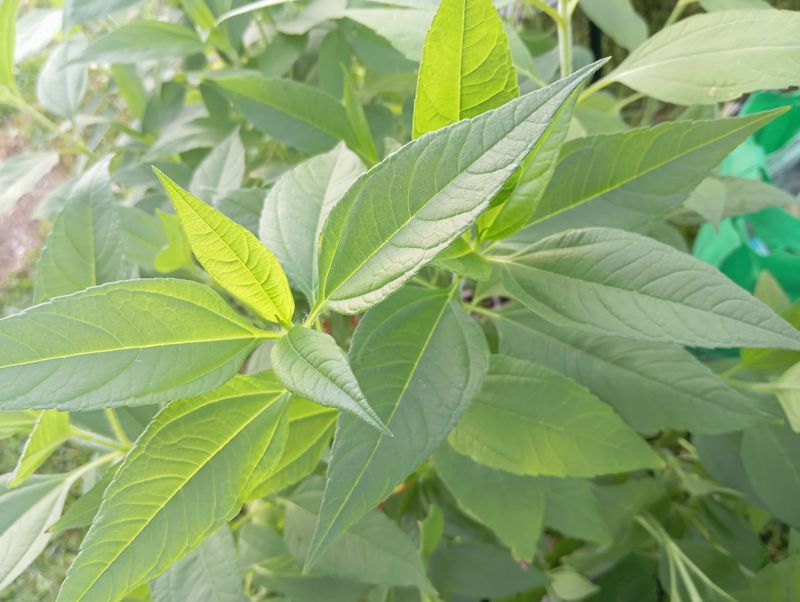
[533,115,772,225]
[67,395,280,601]
[307,292,452,563]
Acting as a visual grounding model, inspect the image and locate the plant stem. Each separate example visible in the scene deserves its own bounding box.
[6,94,97,159]
[104,409,132,447]
[528,0,563,26]
[71,426,131,453]
[664,0,697,28]
[556,0,573,77]
[578,77,612,103]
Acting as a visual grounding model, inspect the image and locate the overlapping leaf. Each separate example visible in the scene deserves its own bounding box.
[0,279,268,411]
[156,170,295,326]
[497,228,800,349]
[57,374,289,602]
[315,62,603,315]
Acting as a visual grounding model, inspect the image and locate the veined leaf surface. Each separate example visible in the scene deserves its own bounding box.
[0,279,268,411]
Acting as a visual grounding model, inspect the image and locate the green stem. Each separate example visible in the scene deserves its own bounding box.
[104,409,132,447]
[578,77,613,103]
[7,94,97,159]
[556,0,573,78]
[71,426,131,453]
[664,0,697,28]
[528,0,563,26]
[69,451,120,480]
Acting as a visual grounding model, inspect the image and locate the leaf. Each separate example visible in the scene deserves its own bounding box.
[78,21,204,64]
[150,527,246,602]
[341,68,378,165]
[315,62,603,315]
[36,36,88,118]
[33,159,125,303]
[210,74,360,155]
[216,0,295,24]
[497,227,800,349]
[57,374,289,602]
[0,410,37,438]
[344,8,433,62]
[493,306,775,434]
[412,0,518,138]
[434,444,545,562]
[579,0,647,50]
[771,364,800,432]
[429,541,547,599]
[449,354,662,476]
[0,0,20,91]
[0,474,72,590]
[684,176,797,228]
[735,555,800,602]
[260,144,364,302]
[0,279,268,411]
[156,169,295,326]
[217,188,264,234]
[50,469,117,533]
[307,286,489,569]
[0,152,59,216]
[248,398,336,499]
[189,128,246,203]
[13,8,61,64]
[272,326,389,434]
[9,411,70,486]
[284,478,433,591]
[607,10,800,105]
[512,110,784,239]
[550,568,600,601]
[476,82,577,241]
[741,424,800,527]
[153,209,194,274]
[433,241,492,281]
[64,0,144,28]
[543,478,612,544]
[699,0,771,10]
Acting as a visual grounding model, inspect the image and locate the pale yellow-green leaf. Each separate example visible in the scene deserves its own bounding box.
[155,169,295,327]
[412,0,518,137]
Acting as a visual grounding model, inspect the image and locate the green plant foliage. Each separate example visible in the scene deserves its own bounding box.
[3,1,800,600]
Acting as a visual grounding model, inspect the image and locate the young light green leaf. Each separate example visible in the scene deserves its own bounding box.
[0,411,37,439]
[13,8,61,63]
[248,398,336,499]
[307,286,489,570]
[498,228,800,350]
[0,152,59,216]
[0,474,72,590]
[607,10,800,105]
[315,62,604,315]
[153,209,194,274]
[36,36,88,118]
[494,306,776,434]
[434,444,546,562]
[513,110,784,239]
[0,0,20,92]
[155,169,295,327]
[285,478,433,591]
[741,424,800,527]
[78,21,204,64]
[0,279,268,411]
[272,326,389,434]
[189,128,246,203]
[57,374,289,602]
[9,411,70,486]
[449,355,662,476]
[210,74,360,156]
[412,0,518,138]
[579,0,647,50]
[260,145,365,302]
[64,0,145,28]
[699,0,771,10]
[150,527,246,602]
[33,159,125,303]
[543,478,612,544]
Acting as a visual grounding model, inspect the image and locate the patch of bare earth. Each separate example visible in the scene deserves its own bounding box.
[0,130,63,291]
